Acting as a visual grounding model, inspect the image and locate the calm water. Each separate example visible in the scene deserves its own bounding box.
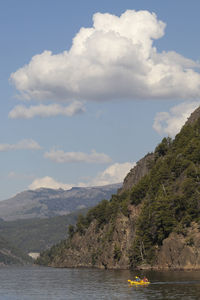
[0,266,200,299]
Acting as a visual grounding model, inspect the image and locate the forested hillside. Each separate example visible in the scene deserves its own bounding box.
[37,107,200,270]
[0,184,120,265]
[0,234,32,265]
[0,208,87,254]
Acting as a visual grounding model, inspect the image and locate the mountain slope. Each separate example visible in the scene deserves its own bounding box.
[0,208,87,254]
[0,234,32,265]
[37,106,200,270]
[0,184,121,221]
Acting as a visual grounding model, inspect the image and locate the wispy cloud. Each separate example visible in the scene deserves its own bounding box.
[8,171,34,180]
[87,162,135,186]
[153,101,200,137]
[28,162,134,190]
[9,101,85,119]
[11,10,200,104]
[44,149,112,164]
[29,176,72,190]
[0,139,42,151]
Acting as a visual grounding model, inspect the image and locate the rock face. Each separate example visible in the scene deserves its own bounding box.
[47,214,200,271]
[49,205,140,269]
[185,106,200,126]
[119,153,154,194]
[156,223,200,270]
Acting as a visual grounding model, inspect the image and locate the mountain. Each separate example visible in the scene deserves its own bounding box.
[0,208,88,255]
[0,184,120,264]
[37,106,200,270]
[0,184,121,221]
[0,233,32,265]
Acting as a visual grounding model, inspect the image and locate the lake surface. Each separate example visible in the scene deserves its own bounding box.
[0,266,200,299]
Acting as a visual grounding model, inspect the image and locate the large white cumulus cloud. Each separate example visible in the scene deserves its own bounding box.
[10,10,200,103]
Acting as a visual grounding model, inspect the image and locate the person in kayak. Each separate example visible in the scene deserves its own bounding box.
[135,276,141,282]
[143,276,148,282]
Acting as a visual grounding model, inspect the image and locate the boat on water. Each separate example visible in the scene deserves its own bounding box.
[128,279,150,286]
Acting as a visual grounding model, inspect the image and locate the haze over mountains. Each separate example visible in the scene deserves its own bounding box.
[0,184,121,221]
[0,183,121,264]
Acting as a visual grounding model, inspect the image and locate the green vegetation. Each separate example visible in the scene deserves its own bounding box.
[129,119,200,267]
[113,244,122,261]
[0,235,32,265]
[0,208,88,254]
[37,116,200,269]
[36,239,69,266]
[73,192,130,235]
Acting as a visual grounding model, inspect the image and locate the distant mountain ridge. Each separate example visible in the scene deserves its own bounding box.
[0,184,121,221]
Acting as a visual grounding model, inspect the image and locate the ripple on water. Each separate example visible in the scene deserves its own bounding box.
[0,267,200,300]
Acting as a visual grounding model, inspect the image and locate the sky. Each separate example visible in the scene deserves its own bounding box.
[1,0,200,200]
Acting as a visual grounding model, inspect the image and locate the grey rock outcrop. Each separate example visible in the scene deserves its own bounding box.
[185,106,200,126]
[49,205,140,269]
[119,153,154,194]
[156,223,200,270]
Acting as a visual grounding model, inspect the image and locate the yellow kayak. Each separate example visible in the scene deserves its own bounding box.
[128,279,150,285]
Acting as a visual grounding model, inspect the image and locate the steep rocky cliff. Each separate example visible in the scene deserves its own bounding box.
[44,205,140,269]
[118,153,154,194]
[37,106,200,270]
[156,222,200,270]
[185,106,200,126]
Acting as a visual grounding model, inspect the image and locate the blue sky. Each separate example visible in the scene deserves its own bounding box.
[1,0,200,200]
